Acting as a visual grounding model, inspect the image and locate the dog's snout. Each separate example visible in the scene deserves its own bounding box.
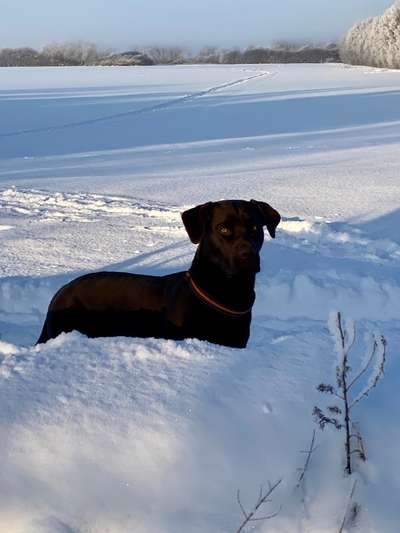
[234,240,260,273]
[237,242,256,258]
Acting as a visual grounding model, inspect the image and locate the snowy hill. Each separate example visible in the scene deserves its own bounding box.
[0,64,400,532]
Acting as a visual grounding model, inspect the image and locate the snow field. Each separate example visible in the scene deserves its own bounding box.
[0,64,400,531]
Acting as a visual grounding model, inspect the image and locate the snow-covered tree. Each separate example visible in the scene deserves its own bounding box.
[340,2,400,69]
[42,41,101,66]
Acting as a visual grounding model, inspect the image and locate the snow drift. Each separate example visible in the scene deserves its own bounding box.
[340,2,400,69]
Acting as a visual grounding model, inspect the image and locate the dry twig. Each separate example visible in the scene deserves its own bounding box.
[314,312,386,475]
[338,479,359,533]
[296,429,318,490]
[235,479,282,533]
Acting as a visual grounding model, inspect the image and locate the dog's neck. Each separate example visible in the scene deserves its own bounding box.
[189,246,256,312]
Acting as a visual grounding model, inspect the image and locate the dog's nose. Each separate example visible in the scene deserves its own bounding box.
[237,243,256,259]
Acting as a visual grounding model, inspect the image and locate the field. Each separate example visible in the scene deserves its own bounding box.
[0,63,400,532]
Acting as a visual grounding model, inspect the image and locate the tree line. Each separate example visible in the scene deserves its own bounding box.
[0,40,340,67]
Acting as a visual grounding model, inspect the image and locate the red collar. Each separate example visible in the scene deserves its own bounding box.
[185,272,252,316]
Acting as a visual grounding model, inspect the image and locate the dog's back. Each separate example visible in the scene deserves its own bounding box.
[38,271,187,343]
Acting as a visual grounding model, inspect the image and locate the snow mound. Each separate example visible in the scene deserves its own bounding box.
[0,329,371,531]
[0,325,398,532]
[0,187,181,224]
[340,2,400,69]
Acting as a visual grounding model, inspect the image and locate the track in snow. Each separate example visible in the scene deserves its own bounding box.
[0,70,273,138]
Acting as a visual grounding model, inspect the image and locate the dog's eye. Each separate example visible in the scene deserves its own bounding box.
[217,224,232,236]
[251,224,258,232]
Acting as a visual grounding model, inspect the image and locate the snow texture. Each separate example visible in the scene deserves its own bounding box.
[0,64,400,532]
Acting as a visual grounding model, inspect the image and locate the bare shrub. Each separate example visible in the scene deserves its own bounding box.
[313,311,386,476]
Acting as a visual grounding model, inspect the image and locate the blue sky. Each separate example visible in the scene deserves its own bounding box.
[0,0,394,49]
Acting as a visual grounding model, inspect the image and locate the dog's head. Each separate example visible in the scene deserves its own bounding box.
[181,199,281,276]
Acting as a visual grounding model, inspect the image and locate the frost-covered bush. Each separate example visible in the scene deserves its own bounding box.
[42,41,101,66]
[340,2,400,68]
[0,47,45,67]
[314,312,386,476]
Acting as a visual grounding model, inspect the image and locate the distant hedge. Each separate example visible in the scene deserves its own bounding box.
[0,41,340,67]
[220,46,339,64]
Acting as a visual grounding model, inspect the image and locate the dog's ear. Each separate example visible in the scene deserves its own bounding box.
[250,200,281,238]
[181,202,212,244]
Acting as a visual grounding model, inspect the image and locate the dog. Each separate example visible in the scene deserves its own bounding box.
[37,199,280,348]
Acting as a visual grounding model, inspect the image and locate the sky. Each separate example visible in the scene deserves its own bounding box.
[0,0,395,50]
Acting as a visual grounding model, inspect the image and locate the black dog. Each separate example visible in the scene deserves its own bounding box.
[37,200,280,348]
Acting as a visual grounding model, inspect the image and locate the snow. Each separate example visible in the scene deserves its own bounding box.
[0,63,400,532]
